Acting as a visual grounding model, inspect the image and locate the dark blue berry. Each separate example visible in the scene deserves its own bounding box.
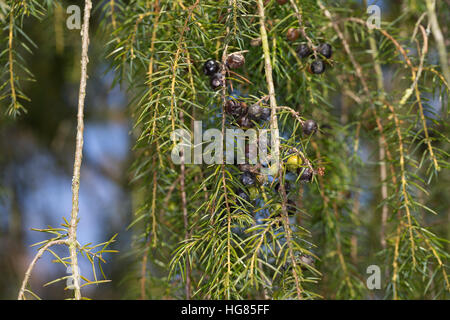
[241,171,256,186]
[203,59,220,76]
[226,100,245,118]
[310,60,325,74]
[260,107,271,121]
[303,120,318,135]
[296,44,313,59]
[318,43,332,59]
[248,104,262,120]
[210,73,225,90]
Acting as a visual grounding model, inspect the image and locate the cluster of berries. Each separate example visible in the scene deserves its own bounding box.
[204,54,271,128]
[296,43,332,74]
[225,99,272,129]
[275,0,333,74]
[203,49,318,220]
[203,53,246,90]
[203,59,224,90]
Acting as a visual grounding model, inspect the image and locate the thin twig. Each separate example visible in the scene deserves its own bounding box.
[288,0,315,52]
[8,6,18,111]
[179,109,191,299]
[68,0,93,300]
[18,239,68,300]
[219,0,232,300]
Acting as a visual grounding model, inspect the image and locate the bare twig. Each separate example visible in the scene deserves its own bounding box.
[8,6,18,112]
[68,0,93,300]
[288,0,315,51]
[414,26,440,171]
[276,106,305,125]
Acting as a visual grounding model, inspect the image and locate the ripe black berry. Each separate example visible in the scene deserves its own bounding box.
[226,53,245,69]
[318,43,332,59]
[210,73,225,90]
[203,59,220,76]
[237,115,253,128]
[248,103,262,120]
[310,60,326,74]
[260,107,271,121]
[287,28,300,41]
[296,44,312,59]
[302,119,318,135]
[225,100,245,118]
[299,167,313,182]
[241,171,256,186]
